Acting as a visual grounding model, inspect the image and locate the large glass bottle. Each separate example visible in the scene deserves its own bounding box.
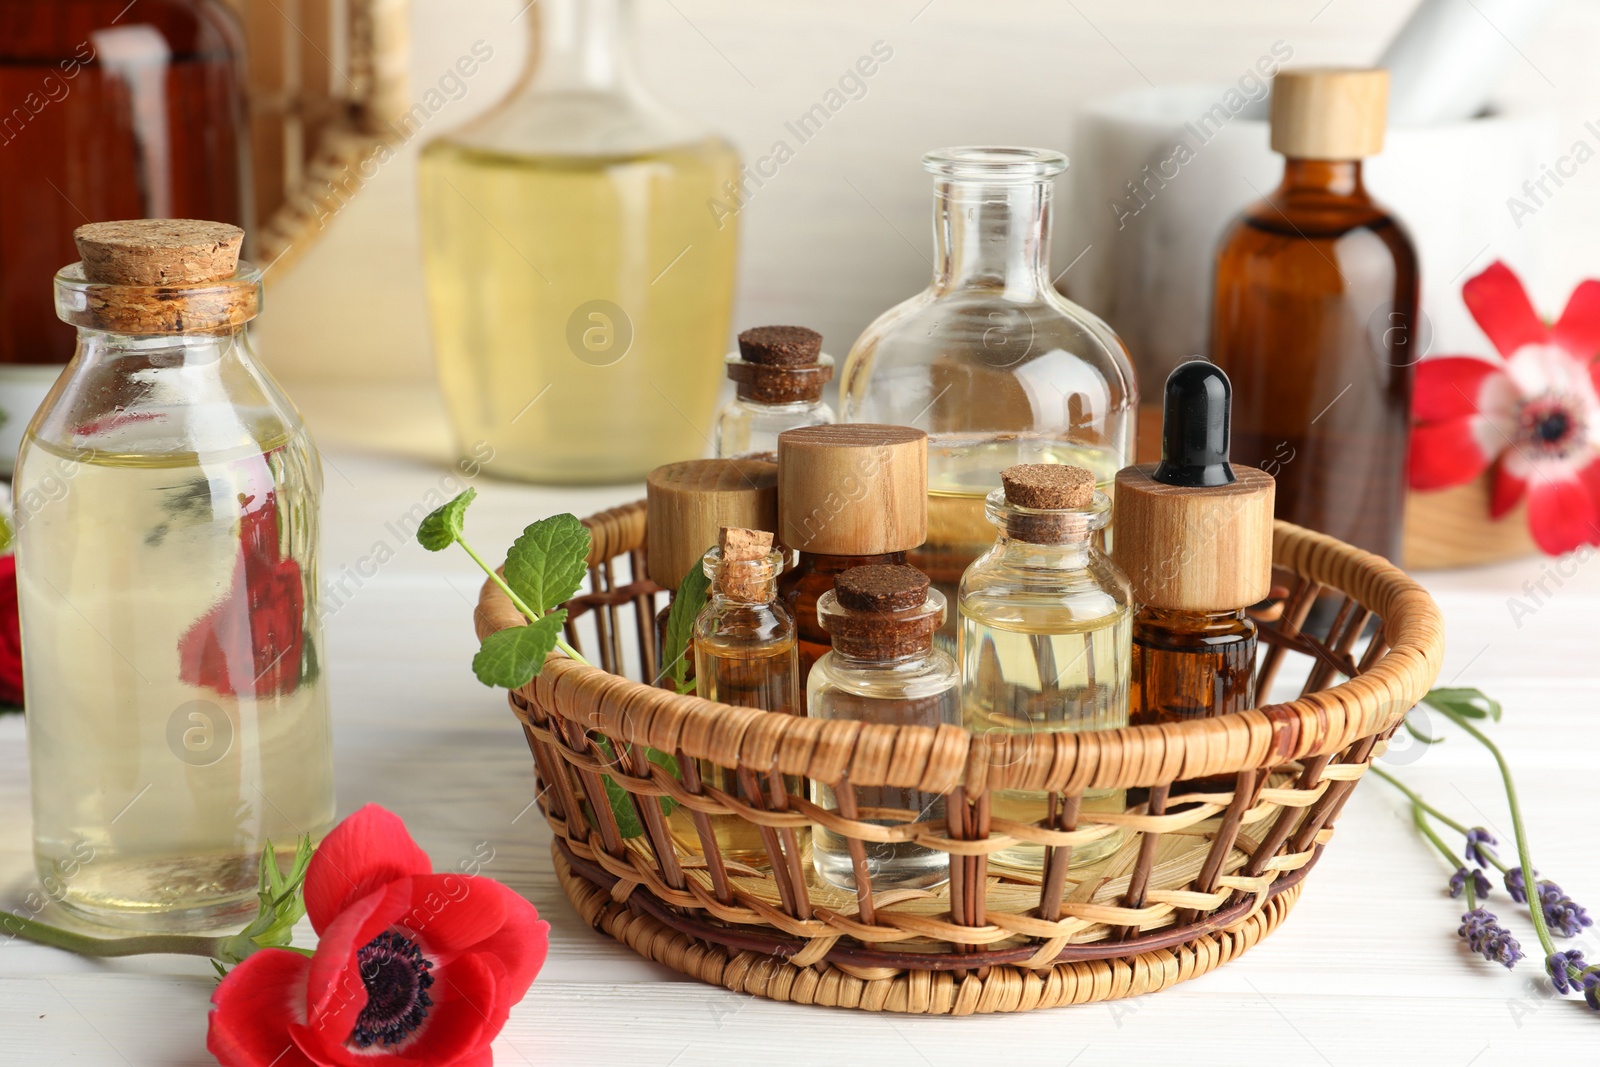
[15,220,332,931]
[840,147,1137,613]
[808,564,959,892]
[667,529,803,866]
[1209,68,1418,563]
[958,465,1131,872]
[421,0,741,484]
[0,0,249,472]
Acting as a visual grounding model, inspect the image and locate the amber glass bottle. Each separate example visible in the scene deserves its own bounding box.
[1208,68,1417,563]
[1115,362,1274,744]
[775,424,928,676]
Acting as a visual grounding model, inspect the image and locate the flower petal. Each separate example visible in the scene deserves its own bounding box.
[1464,261,1547,359]
[1413,357,1515,423]
[302,881,412,1047]
[1490,456,1527,519]
[1579,455,1600,514]
[1551,279,1600,363]
[305,805,433,934]
[1525,471,1600,555]
[1408,417,1497,490]
[208,949,317,1067]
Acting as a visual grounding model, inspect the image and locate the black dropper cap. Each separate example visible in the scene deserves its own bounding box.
[1152,360,1235,488]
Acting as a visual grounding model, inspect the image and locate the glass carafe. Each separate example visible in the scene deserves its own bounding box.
[0,0,249,473]
[421,0,741,484]
[15,222,333,931]
[840,147,1137,633]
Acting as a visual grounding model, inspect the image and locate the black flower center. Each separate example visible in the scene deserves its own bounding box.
[1519,394,1586,458]
[350,930,434,1049]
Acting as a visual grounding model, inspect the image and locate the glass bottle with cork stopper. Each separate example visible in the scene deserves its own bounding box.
[958,463,1131,872]
[775,424,928,676]
[645,457,777,683]
[715,325,836,461]
[1209,67,1418,565]
[808,564,959,892]
[667,527,803,865]
[1113,361,1274,789]
[15,219,332,930]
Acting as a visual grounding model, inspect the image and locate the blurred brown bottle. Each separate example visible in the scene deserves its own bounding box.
[1208,68,1419,563]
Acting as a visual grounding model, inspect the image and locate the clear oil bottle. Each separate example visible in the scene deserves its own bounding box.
[808,565,959,891]
[958,464,1131,871]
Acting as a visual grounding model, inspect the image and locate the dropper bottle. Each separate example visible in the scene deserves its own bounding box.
[1113,361,1275,754]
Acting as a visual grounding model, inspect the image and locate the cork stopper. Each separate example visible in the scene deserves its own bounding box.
[713,527,776,603]
[738,325,823,367]
[74,220,244,285]
[821,564,943,659]
[1270,68,1388,161]
[777,424,927,556]
[835,564,929,613]
[1001,464,1095,510]
[1112,464,1275,611]
[59,219,257,335]
[646,459,778,589]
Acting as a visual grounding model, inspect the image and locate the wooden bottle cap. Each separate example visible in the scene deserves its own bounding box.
[1270,68,1388,160]
[834,564,929,612]
[74,220,245,285]
[646,459,778,589]
[1112,463,1275,611]
[1001,464,1095,510]
[777,424,927,555]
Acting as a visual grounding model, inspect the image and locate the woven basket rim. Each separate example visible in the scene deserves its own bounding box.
[476,500,1445,793]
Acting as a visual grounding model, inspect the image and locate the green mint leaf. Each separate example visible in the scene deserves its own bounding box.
[505,514,591,615]
[417,488,477,551]
[472,610,567,689]
[1424,687,1502,723]
[658,555,711,692]
[594,739,680,838]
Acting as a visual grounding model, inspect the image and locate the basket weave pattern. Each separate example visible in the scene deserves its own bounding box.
[476,501,1445,1013]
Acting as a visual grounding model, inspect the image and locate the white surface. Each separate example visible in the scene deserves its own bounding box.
[1,433,1597,1064]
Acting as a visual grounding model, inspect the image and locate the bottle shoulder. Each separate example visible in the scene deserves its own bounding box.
[958,546,1132,626]
[808,650,961,702]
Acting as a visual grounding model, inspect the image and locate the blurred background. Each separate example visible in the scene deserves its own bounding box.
[264,0,1600,457]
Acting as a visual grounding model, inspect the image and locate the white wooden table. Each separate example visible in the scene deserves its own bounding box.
[2,435,1597,1064]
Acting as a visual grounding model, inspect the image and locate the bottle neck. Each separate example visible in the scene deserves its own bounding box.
[523,0,640,94]
[992,530,1091,570]
[1276,158,1365,199]
[829,641,934,666]
[932,178,1052,298]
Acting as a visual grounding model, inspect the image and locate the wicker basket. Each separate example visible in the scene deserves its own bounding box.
[476,501,1445,1015]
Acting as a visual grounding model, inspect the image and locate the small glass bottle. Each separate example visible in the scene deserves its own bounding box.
[420,0,741,484]
[714,325,836,461]
[16,220,332,931]
[840,147,1138,631]
[1113,362,1274,791]
[958,464,1131,871]
[667,528,802,865]
[809,565,959,891]
[1209,68,1418,564]
[645,458,777,685]
[775,424,928,676]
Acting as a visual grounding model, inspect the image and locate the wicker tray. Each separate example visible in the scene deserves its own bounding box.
[477,502,1445,1014]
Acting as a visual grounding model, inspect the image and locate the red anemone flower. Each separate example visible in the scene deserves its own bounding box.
[1409,261,1600,554]
[208,805,548,1066]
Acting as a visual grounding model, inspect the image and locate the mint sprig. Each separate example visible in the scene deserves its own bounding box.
[416,489,591,686]
[657,556,710,695]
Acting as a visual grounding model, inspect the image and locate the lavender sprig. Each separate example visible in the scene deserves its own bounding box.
[1537,882,1594,938]
[1549,950,1588,995]
[1464,827,1498,868]
[1458,908,1524,969]
[1505,866,1533,904]
[1449,867,1492,900]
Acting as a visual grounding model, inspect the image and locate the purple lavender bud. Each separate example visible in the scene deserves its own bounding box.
[1548,950,1587,995]
[1538,882,1594,939]
[1464,827,1498,868]
[1504,866,1533,904]
[1458,908,1522,969]
[1449,868,1468,898]
[1584,971,1600,1012]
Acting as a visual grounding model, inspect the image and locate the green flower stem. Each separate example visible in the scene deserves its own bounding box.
[1,911,226,959]
[1369,765,1472,836]
[1432,706,1558,959]
[457,538,589,667]
[1406,798,1465,872]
